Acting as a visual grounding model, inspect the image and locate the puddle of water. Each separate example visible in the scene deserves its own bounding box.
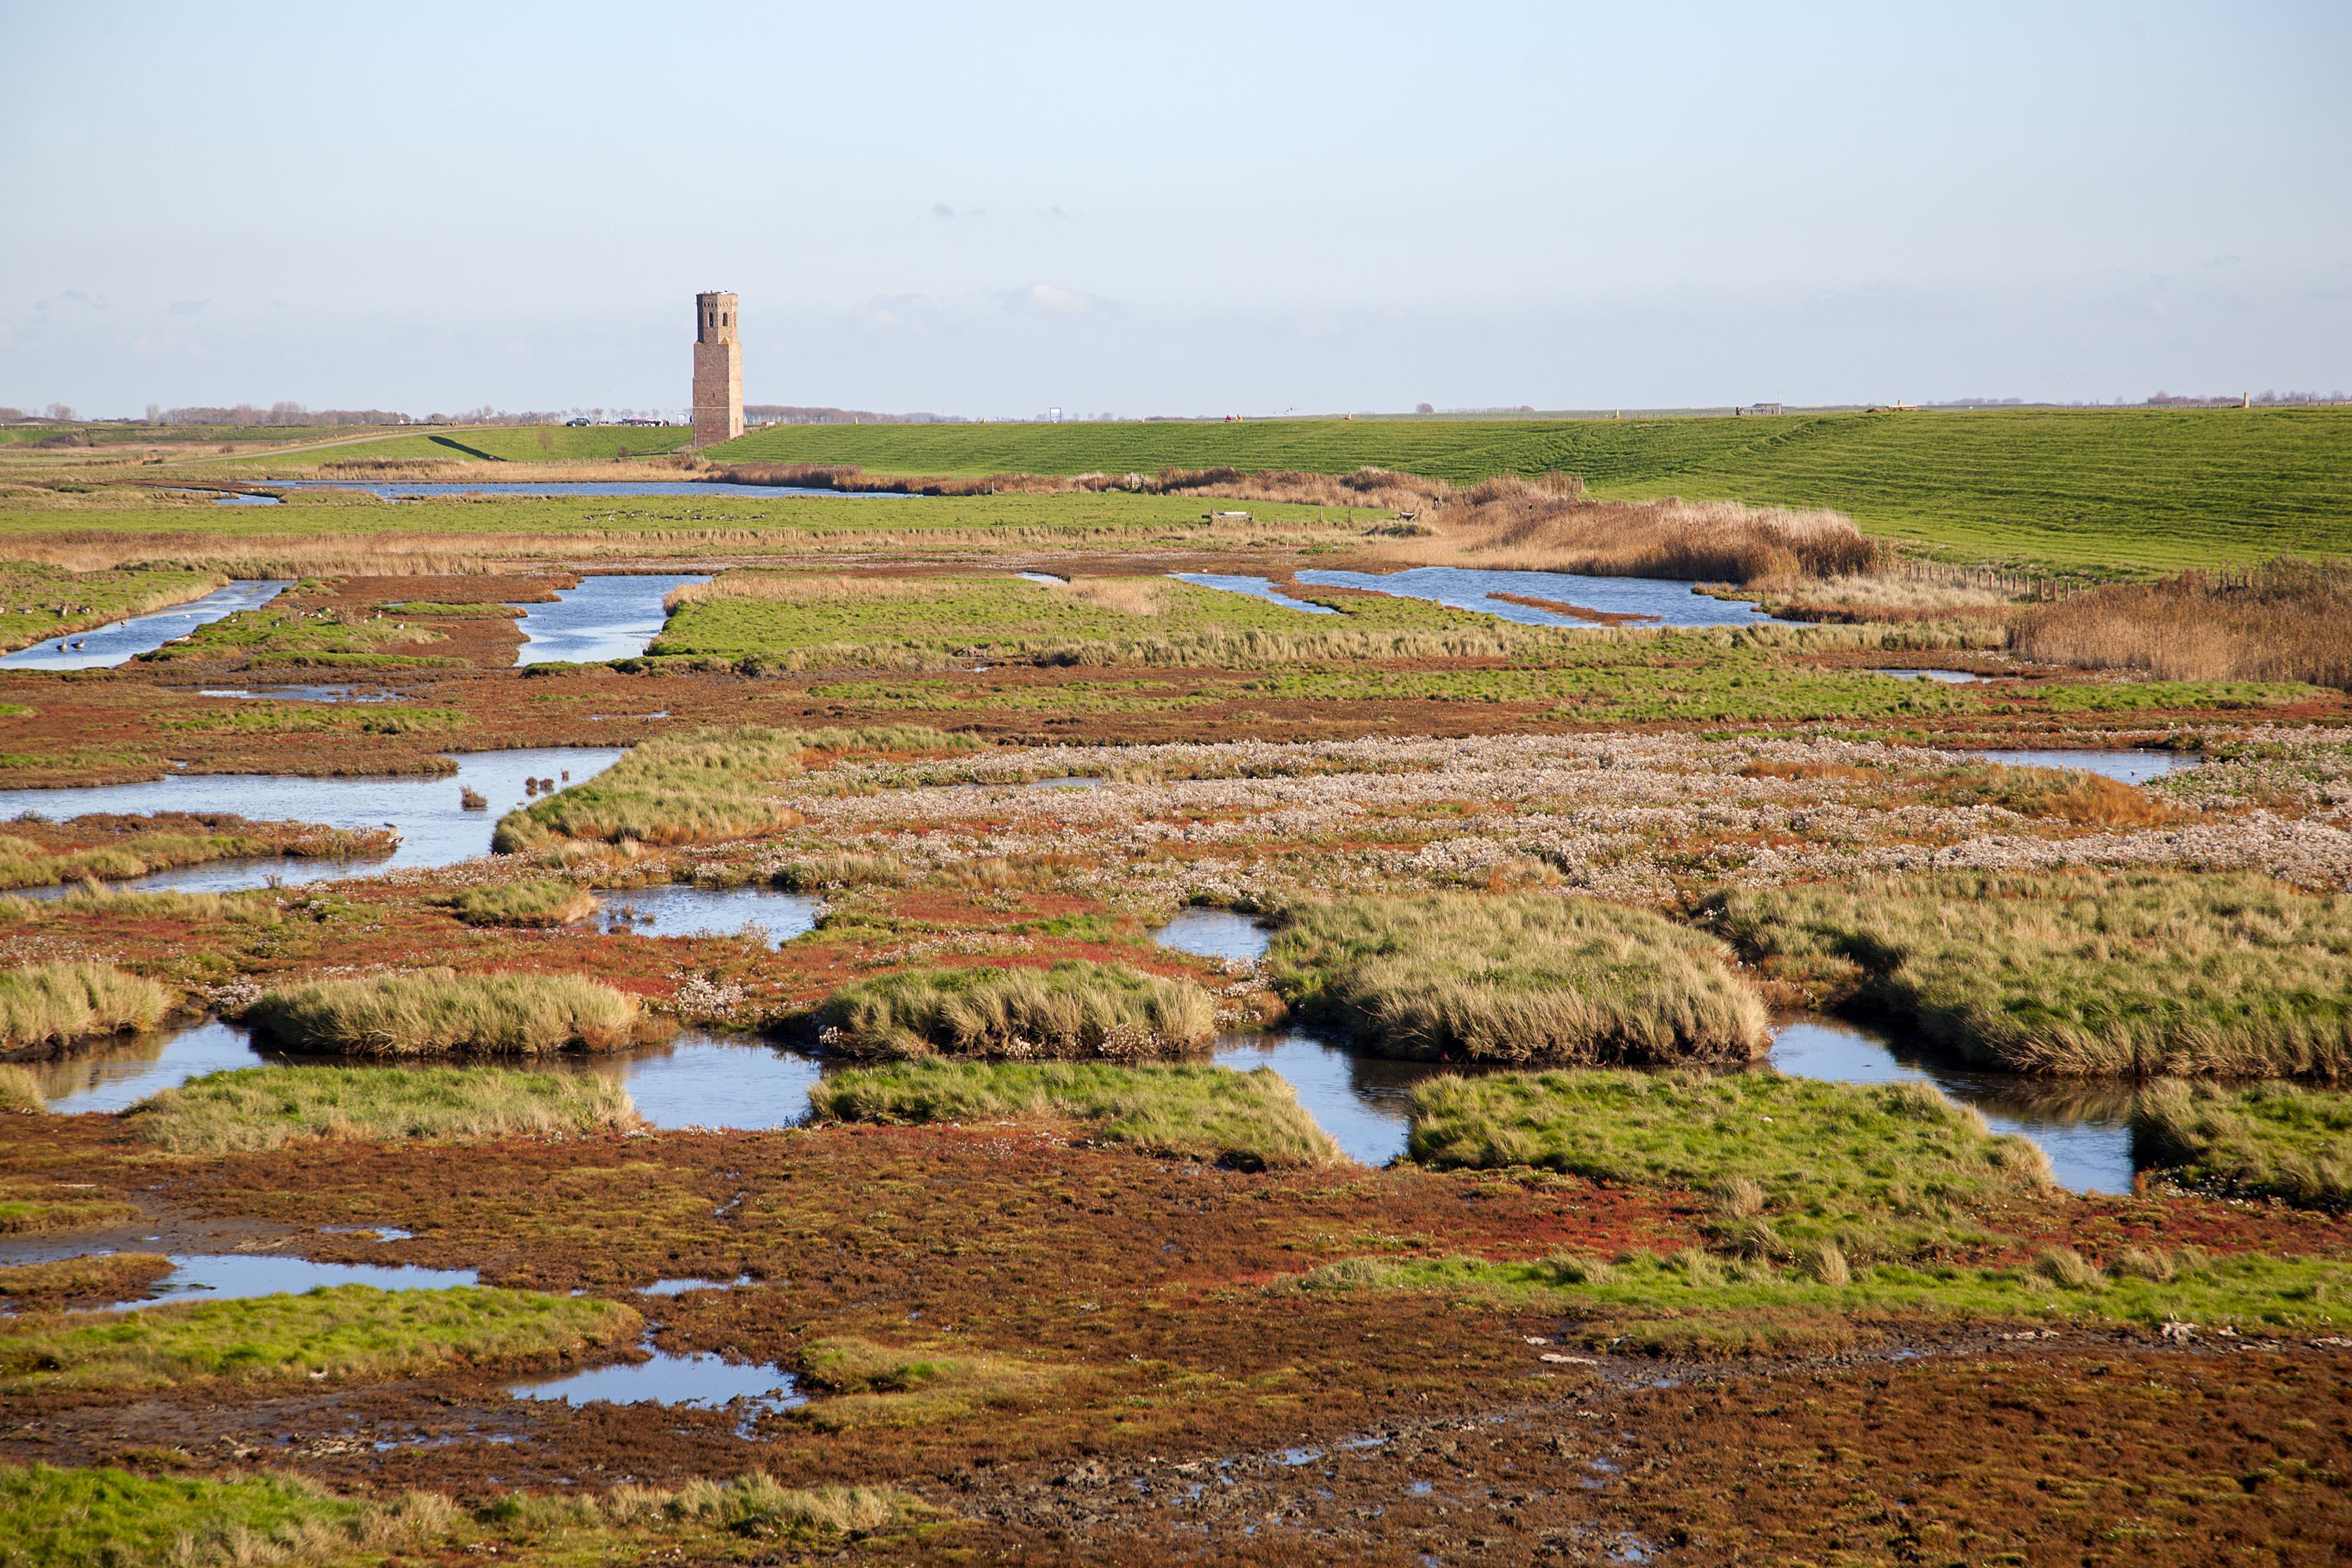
[640,1276,751,1296]
[1015,571,1067,585]
[1294,566,1789,629]
[322,1226,415,1242]
[1969,748,2198,785]
[508,1340,803,1431]
[124,1252,479,1308]
[197,685,404,704]
[1028,776,1107,790]
[512,574,709,665]
[1874,668,1984,684]
[1153,907,1270,964]
[0,746,623,893]
[213,493,283,506]
[1168,572,1339,615]
[1273,1446,1326,1466]
[593,885,820,947]
[1212,1032,1460,1167]
[0,580,294,670]
[1770,1017,2138,1194]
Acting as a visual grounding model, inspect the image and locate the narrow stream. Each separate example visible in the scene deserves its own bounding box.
[510,574,709,665]
[590,885,820,947]
[1968,748,2199,785]
[1168,573,1339,615]
[0,580,293,670]
[1293,566,1790,629]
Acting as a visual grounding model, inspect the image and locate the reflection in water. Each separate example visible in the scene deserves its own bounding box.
[1769,1017,2140,1195]
[1152,907,1271,965]
[593,885,821,947]
[197,684,404,703]
[1968,748,2199,785]
[31,1020,262,1114]
[1294,566,1789,629]
[126,1252,478,1308]
[0,580,294,670]
[509,1340,803,1433]
[1873,669,1984,684]
[1212,1033,1458,1167]
[0,746,623,894]
[1168,573,1339,615]
[512,574,710,665]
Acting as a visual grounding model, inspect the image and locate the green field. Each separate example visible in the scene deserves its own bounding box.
[713,408,2352,570]
[225,424,695,466]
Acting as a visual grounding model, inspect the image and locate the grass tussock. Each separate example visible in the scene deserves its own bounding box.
[1282,1244,2352,1343]
[444,877,597,927]
[241,970,639,1057]
[1408,1069,2049,1259]
[2016,557,2352,691]
[0,1463,461,1568]
[1713,871,2352,1078]
[1267,894,1767,1065]
[0,963,169,1053]
[0,1285,640,1393]
[797,1335,1073,1429]
[808,1059,1341,1168]
[2134,1080,2352,1208]
[0,1252,173,1309]
[493,723,973,850]
[0,1065,39,1113]
[127,1066,641,1153]
[1396,478,1889,584]
[815,961,1217,1061]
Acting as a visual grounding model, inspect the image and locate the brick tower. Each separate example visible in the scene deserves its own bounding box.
[691,291,742,447]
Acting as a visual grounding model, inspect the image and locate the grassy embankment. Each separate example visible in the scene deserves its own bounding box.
[493,723,976,851]
[1713,872,2352,1078]
[2133,1081,2352,1208]
[128,1066,641,1153]
[809,1059,1339,1168]
[713,406,2352,570]
[0,1286,639,1392]
[0,1462,934,1568]
[816,961,1217,1060]
[241,970,640,1056]
[0,563,229,653]
[0,814,397,890]
[1266,894,1767,1064]
[0,962,167,1053]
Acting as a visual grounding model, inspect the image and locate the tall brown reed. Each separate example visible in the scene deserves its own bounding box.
[2014,557,2352,691]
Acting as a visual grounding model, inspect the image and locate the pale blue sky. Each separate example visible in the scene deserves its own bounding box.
[3,1,2346,417]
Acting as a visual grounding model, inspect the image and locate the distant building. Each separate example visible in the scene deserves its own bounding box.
[691,291,743,447]
[1737,402,1784,416]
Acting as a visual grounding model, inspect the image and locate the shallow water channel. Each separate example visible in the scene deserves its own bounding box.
[0,580,293,670]
[1970,747,2199,785]
[511,574,710,665]
[1294,566,1789,629]
[0,746,625,894]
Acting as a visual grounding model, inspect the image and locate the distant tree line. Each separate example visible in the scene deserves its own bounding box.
[744,406,966,425]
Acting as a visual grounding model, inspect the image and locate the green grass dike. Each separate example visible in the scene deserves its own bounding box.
[1711,870,2352,1078]
[239,970,640,1057]
[815,960,1217,1062]
[808,1058,1341,1168]
[0,1284,639,1394]
[1266,894,1768,1066]
[126,1066,642,1154]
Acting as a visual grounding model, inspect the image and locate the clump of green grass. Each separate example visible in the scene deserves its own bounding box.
[808,1058,1340,1168]
[592,1474,936,1539]
[0,962,167,1052]
[0,1252,172,1309]
[0,1284,640,1392]
[816,960,1215,1061]
[1282,1244,2352,1343]
[1712,871,2352,1078]
[1409,1069,2050,1259]
[127,1066,640,1153]
[241,969,638,1056]
[0,1462,459,1568]
[493,723,976,851]
[1266,894,1766,1065]
[0,1064,39,1113]
[2133,1079,2352,1207]
[797,1335,1073,1429]
[444,877,597,927]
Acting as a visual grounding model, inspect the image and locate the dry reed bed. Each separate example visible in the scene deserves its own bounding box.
[2016,557,2352,691]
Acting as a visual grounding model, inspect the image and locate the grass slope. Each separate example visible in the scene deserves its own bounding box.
[809,1059,1340,1168]
[713,408,2352,569]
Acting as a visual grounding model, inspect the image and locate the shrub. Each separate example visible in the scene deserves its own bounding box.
[808,1058,1340,1167]
[128,1066,641,1153]
[816,961,1215,1060]
[1266,894,1766,1064]
[0,962,167,1051]
[242,970,638,1056]
[1714,870,2352,1078]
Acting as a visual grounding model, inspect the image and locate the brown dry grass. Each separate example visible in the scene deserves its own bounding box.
[2014,557,2352,690]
